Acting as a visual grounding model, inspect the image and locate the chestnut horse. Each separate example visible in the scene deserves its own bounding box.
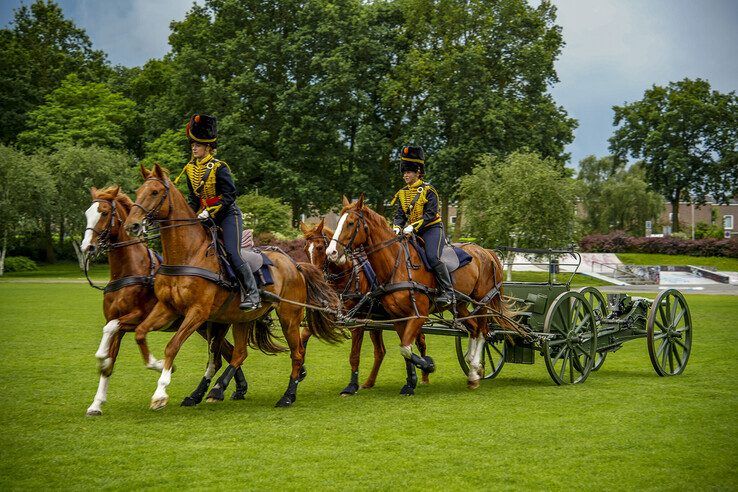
[81,186,246,415]
[300,219,430,394]
[326,195,523,394]
[125,164,342,410]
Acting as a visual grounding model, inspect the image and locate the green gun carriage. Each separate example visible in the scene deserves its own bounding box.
[453,247,693,384]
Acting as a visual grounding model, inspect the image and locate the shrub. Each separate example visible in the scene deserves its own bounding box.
[255,233,308,262]
[4,256,38,272]
[579,231,738,258]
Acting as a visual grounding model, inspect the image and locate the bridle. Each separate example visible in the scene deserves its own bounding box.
[85,198,120,253]
[130,176,173,225]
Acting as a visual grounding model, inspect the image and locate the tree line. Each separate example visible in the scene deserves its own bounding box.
[0,0,735,269]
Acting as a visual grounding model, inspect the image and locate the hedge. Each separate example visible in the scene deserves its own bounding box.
[579,231,738,258]
[3,256,39,272]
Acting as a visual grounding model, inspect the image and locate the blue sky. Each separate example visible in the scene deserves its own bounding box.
[2,0,737,169]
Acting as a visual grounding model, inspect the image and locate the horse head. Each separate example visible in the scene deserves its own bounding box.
[326,193,373,262]
[82,186,124,256]
[125,163,173,237]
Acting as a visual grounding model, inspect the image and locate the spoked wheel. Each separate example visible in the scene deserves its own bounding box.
[542,291,598,385]
[577,287,608,371]
[455,335,506,380]
[647,289,692,376]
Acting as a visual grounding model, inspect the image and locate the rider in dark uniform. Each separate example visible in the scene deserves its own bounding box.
[390,145,454,305]
[177,113,260,310]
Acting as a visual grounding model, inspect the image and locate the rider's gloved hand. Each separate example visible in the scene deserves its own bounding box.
[197,209,210,220]
[392,226,401,235]
[403,225,414,235]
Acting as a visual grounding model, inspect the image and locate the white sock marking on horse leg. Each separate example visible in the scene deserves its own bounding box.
[86,374,110,414]
[81,203,101,252]
[469,334,486,381]
[152,368,172,402]
[204,352,217,379]
[95,319,120,360]
[466,336,477,365]
[308,243,315,264]
[146,353,164,372]
[326,213,348,260]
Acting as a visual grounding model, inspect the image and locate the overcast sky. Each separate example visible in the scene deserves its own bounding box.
[2,0,737,169]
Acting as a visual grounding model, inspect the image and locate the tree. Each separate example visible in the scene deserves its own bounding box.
[0,0,110,144]
[609,78,738,232]
[577,155,663,236]
[459,152,578,250]
[140,129,190,174]
[236,193,293,237]
[17,74,136,152]
[47,145,137,266]
[0,146,55,275]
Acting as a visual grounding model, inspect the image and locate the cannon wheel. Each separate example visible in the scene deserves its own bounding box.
[542,291,597,385]
[577,287,608,371]
[455,335,506,380]
[647,289,692,376]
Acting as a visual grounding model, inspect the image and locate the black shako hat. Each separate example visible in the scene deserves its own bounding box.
[399,145,425,174]
[186,114,217,147]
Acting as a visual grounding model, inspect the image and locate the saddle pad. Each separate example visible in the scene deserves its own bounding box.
[221,250,274,288]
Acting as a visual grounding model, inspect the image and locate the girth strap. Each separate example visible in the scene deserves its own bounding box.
[158,264,236,289]
[373,281,432,297]
[104,275,153,294]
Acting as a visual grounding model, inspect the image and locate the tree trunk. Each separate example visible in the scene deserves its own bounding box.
[44,215,56,263]
[671,193,680,233]
[72,239,85,270]
[441,195,449,231]
[58,215,65,251]
[0,228,7,276]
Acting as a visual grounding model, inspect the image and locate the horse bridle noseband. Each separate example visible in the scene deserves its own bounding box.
[85,198,120,253]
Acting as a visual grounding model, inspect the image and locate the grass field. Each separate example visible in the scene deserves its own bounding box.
[1,282,737,490]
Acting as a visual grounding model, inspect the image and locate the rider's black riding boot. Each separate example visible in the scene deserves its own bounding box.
[236,264,261,311]
[432,263,455,306]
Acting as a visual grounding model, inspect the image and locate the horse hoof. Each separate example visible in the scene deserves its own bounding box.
[180,396,200,407]
[467,379,480,390]
[150,397,168,410]
[230,391,246,401]
[86,409,102,417]
[206,388,224,402]
[400,385,415,396]
[298,366,307,382]
[419,379,429,385]
[340,383,359,396]
[275,395,295,407]
[423,356,436,374]
[360,382,375,390]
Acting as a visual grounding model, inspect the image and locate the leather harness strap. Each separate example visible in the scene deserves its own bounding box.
[157,264,237,290]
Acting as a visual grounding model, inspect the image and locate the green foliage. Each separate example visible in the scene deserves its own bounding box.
[2,256,38,273]
[694,221,724,240]
[236,192,294,237]
[609,78,738,231]
[140,129,190,172]
[0,0,110,144]
[17,74,136,152]
[460,151,578,248]
[578,155,664,236]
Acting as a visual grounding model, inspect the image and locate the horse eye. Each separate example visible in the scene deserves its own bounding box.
[348,221,354,227]
[152,190,159,196]
[101,212,108,216]
[317,245,324,250]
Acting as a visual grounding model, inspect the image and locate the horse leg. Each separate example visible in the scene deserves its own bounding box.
[207,322,250,402]
[299,328,311,383]
[467,332,486,389]
[94,319,121,373]
[181,324,221,407]
[397,318,435,396]
[361,329,386,390]
[275,305,305,407]
[416,333,430,385]
[86,329,125,416]
[145,306,201,410]
[340,327,365,396]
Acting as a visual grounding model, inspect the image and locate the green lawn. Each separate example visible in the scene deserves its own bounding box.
[2,260,109,280]
[617,253,738,271]
[1,283,736,490]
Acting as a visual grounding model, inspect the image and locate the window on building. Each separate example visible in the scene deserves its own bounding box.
[450,216,457,225]
[724,215,734,230]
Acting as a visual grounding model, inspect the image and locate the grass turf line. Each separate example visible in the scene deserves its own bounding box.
[0,283,736,489]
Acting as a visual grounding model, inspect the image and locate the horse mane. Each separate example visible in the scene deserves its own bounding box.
[97,186,134,213]
[343,202,391,234]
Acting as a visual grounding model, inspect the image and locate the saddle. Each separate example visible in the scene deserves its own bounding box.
[216,230,274,289]
[409,237,472,273]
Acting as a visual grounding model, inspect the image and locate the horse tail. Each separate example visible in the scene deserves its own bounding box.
[247,318,287,355]
[484,249,528,340]
[298,262,346,344]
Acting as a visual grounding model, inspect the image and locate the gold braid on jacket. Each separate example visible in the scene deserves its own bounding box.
[174,154,231,215]
[390,179,442,231]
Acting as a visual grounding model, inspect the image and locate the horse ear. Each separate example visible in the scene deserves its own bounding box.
[153,162,165,179]
[315,217,324,234]
[299,221,309,235]
[139,163,149,179]
[110,186,120,198]
[342,195,350,207]
[90,186,98,198]
[356,192,365,209]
